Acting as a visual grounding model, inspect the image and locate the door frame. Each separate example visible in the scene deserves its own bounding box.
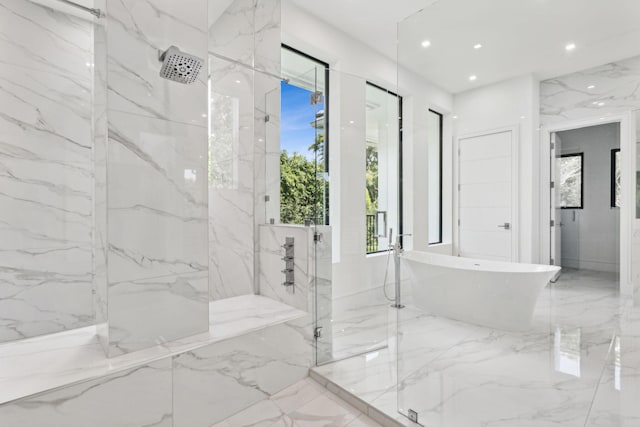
[539,112,635,295]
[454,125,520,261]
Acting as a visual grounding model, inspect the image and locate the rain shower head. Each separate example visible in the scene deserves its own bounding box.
[158,46,203,84]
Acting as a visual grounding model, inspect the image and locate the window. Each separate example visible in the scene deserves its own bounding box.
[365,82,402,254]
[611,148,621,208]
[559,153,583,209]
[280,45,329,225]
[427,110,443,244]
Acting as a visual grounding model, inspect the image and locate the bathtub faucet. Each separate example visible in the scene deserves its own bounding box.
[390,232,411,309]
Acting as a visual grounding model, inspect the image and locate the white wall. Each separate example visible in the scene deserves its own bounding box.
[453,74,540,263]
[282,0,454,297]
[557,124,620,272]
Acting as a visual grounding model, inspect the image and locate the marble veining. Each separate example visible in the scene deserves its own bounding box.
[173,320,311,426]
[106,0,208,127]
[0,295,305,405]
[259,225,313,311]
[313,269,640,426]
[0,359,173,427]
[212,378,382,427]
[541,55,640,126]
[0,0,94,342]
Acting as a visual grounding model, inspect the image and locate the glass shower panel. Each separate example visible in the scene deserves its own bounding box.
[365,83,400,253]
[315,70,392,365]
[278,64,325,225]
[264,86,280,224]
[636,110,640,219]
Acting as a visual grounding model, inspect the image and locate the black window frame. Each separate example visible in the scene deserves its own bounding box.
[280,44,330,225]
[560,152,584,210]
[428,109,443,245]
[611,148,621,208]
[365,81,403,254]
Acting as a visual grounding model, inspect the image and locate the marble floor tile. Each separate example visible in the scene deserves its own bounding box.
[271,378,328,414]
[313,269,637,426]
[289,393,362,427]
[212,378,382,427]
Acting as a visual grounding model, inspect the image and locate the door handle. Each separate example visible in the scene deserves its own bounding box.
[497,222,511,230]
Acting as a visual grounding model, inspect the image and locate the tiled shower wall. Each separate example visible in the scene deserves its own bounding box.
[209,0,282,300]
[0,0,283,350]
[95,0,210,355]
[0,0,94,342]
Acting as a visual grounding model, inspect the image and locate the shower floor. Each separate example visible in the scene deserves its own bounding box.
[313,269,639,426]
[330,287,395,361]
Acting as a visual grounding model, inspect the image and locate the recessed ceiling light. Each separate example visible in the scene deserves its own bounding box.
[520,116,526,119]
[598,102,605,107]
[473,44,483,50]
[587,85,595,89]
[201,113,207,118]
[421,40,431,48]
[349,120,355,124]
[453,115,458,119]
[235,80,241,84]
[469,75,477,81]
[565,43,576,51]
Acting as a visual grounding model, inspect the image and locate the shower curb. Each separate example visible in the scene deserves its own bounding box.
[309,369,419,427]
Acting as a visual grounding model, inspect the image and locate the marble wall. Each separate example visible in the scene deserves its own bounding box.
[259,224,332,364]
[0,0,94,342]
[541,55,640,126]
[0,359,173,427]
[96,0,210,355]
[0,319,310,427]
[209,0,282,300]
[172,322,310,426]
[541,54,640,302]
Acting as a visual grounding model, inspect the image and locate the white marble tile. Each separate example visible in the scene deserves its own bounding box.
[289,393,361,427]
[0,0,94,342]
[541,55,640,126]
[172,321,310,426]
[254,0,281,75]
[313,270,640,427]
[0,295,305,405]
[107,111,208,284]
[106,0,208,126]
[259,225,312,311]
[209,294,306,337]
[209,56,256,300]
[0,359,172,427]
[346,414,383,427]
[108,272,209,356]
[209,0,255,66]
[105,109,209,353]
[271,378,327,415]
[0,0,93,78]
[225,398,288,427]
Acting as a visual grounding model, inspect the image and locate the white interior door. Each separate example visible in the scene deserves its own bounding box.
[550,133,562,266]
[458,129,516,261]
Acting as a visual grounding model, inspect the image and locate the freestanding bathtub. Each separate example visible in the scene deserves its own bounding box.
[402,251,561,331]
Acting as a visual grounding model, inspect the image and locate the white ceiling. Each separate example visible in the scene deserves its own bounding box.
[290,0,432,63]
[292,0,640,94]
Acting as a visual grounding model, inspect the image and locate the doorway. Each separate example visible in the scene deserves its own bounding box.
[550,123,621,282]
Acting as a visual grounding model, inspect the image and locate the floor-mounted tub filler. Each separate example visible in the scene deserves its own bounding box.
[403,251,561,331]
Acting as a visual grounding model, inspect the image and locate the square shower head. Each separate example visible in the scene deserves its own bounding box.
[158,46,203,85]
